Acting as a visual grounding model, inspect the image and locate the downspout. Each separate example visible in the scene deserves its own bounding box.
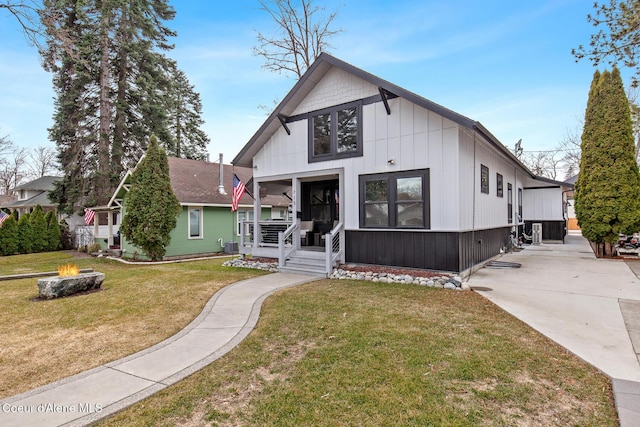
[471,128,477,271]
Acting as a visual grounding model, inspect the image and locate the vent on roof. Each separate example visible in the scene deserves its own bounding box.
[218,153,227,195]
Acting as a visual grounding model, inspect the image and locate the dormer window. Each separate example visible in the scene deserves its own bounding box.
[308,101,363,162]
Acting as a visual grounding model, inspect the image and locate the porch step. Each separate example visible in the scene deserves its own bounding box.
[280,252,330,277]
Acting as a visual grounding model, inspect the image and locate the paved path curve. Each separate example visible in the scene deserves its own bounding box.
[0,272,316,427]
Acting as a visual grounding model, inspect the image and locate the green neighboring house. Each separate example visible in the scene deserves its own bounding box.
[95,156,290,260]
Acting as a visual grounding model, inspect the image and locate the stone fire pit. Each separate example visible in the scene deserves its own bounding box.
[37,264,105,299]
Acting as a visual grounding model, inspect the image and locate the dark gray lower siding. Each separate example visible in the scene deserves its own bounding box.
[522,220,567,241]
[345,227,512,273]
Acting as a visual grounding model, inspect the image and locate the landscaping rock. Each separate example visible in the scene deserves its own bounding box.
[37,272,105,299]
[224,257,470,291]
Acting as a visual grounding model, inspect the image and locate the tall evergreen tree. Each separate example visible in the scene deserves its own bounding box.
[17,213,33,254]
[30,205,48,253]
[45,210,61,251]
[119,134,181,261]
[0,215,19,256]
[164,63,209,160]
[575,68,640,257]
[41,0,209,214]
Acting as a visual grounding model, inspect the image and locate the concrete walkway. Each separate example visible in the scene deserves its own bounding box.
[469,234,640,427]
[0,272,316,427]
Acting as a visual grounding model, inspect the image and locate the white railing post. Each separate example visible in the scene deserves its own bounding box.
[278,231,285,268]
[325,231,332,276]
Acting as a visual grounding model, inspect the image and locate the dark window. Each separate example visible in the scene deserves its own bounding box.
[480,164,489,194]
[518,188,523,222]
[309,102,362,162]
[312,113,331,156]
[359,169,429,229]
[507,183,513,224]
[496,173,503,197]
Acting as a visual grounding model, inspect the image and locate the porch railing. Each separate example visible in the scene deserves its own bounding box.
[239,220,292,248]
[325,222,344,274]
[278,222,298,268]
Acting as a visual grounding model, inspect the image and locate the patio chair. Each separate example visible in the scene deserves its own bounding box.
[300,220,315,246]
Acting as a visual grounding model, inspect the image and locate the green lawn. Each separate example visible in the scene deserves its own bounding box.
[98,279,617,427]
[0,251,265,398]
[0,252,618,426]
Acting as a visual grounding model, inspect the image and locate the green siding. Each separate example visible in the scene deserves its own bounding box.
[120,205,273,260]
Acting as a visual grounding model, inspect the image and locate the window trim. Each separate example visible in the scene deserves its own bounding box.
[496,173,503,198]
[480,164,489,194]
[236,208,254,236]
[308,101,363,163]
[188,206,203,239]
[359,169,430,229]
[507,183,513,224]
[517,188,523,223]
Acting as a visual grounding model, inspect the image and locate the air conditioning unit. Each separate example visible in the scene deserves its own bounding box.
[532,223,542,245]
[224,241,239,254]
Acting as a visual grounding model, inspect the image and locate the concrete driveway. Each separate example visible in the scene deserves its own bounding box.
[468,234,640,426]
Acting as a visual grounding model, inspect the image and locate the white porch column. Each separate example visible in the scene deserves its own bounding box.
[252,178,261,248]
[107,210,113,247]
[93,213,98,244]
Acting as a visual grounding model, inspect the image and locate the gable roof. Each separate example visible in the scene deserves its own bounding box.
[233,53,536,179]
[12,176,61,192]
[108,157,288,208]
[168,157,254,205]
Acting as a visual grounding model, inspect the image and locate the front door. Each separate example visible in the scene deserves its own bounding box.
[301,179,339,241]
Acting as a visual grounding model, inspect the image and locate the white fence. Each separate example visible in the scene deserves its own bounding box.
[74,225,119,248]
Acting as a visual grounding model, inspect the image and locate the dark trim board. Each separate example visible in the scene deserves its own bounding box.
[345,227,512,273]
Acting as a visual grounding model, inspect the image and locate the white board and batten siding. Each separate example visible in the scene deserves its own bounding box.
[523,187,564,221]
[252,64,528,233]
[457,129,531,231]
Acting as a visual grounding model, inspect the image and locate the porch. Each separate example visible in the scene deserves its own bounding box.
[239,172,344,277]
[238,219,344,277]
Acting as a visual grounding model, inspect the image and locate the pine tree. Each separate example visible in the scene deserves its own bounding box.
[575,68,640,256]
[17,213,33,254]
[42,1,208,214]
[119,134,181,261]
[0,215,19,256]
[164,63,210,160]
[30,205,48,253]
[45,211,62,251]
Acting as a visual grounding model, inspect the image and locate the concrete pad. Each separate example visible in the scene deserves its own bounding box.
[613,379,640,427]
[470,235,640,427]
[113,327,242,383]
[196,303,256,328]
[0,368,157,427]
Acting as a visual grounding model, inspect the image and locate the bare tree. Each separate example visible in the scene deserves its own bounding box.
[520,150,563,180]
[28,145,59,178]
[253,0,341,78]
[558,124,582,179]
[0,1,43,48]
[0,147,28,195]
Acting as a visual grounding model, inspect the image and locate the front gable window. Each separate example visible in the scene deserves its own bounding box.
[309,101,362,162]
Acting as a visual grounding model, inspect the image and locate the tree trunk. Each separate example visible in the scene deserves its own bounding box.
[97,6,112,205]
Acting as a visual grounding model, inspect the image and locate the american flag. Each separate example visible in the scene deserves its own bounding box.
[0,210,9,227]
[84,208,96,225]
[231,174,246,212]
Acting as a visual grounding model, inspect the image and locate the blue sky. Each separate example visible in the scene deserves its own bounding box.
[0,0,621,165]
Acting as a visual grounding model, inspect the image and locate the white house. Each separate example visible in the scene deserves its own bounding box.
[232,54,567,276]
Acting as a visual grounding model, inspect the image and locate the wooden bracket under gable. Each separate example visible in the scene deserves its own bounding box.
[379,87,392,115]
[277,114,291,135]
